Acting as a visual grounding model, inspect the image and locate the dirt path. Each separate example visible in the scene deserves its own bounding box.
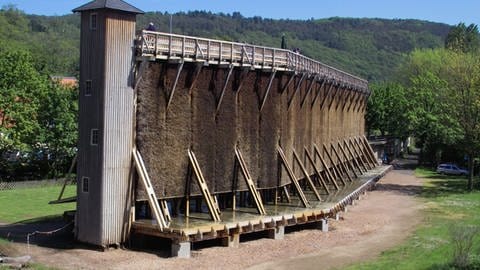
[2,168,423,270]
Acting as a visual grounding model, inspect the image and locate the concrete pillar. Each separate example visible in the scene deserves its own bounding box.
[320,218,328,232]
[335,213,341,221]
[222,233,240,248]
[171,241,191,258]
[268,226,285,240]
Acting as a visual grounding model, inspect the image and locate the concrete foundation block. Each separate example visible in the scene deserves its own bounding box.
[171,241,191,258]
[222,233,240,248]
[268,226,285,240]
[335,213,340,221]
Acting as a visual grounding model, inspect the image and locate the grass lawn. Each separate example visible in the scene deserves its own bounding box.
[345,167,480,270]
[0,185,76,224]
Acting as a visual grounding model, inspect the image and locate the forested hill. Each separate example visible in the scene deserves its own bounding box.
[0,6,451,81]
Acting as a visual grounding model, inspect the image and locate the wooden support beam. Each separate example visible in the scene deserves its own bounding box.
[304,147,330,194]
[288,72,307,109]
[320,83,334,110]
[361,135,379,166]
[167,61,184,109]
[57,153,77,201]
[283,186,291,203]
[281,73,296,94]
[216,65,234,114]
[292,149,321,201]
[351,137,373,170]
[235,68,250,96]
[330,142,354,181]
[337,141,359,178]
[259,70,277,112]
[328,83,341,110]
[341,88,353,111]
[313,144,340,190]
[277,147,311,208]
[189,62,203,91]
[347,138,369,172]
[357,136,376,166]
[235,146,267,215]
[335,86,347,110]
[343,139,367,174]
[310,79,326,108]
[300,75,317,108]
[133,148,168,230]
[321,144,346,185]
[347,91,359,112]
[349,138,371,171]
[187,149,221,222]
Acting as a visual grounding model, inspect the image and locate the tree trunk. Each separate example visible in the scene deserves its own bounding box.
[468,154,474,191]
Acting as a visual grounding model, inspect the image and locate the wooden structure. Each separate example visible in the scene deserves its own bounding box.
[73,0,388,255]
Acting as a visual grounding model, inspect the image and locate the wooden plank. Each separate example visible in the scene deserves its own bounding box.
[277,146,311,208]
[313,144,340,190]
[235,146,267,215]
[133,149,168,230]
[292,149,321,201]
[167,61,184,109]
[259,70,277,112]
[304,147,330,194]
[339,139,363,175]
[188,149,222,222]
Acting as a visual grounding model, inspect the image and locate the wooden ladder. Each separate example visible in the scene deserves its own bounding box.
[235,146,267,215]
[187,149,221,222]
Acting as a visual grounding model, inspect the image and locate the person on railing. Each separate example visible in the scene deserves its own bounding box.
[146,22,156,31]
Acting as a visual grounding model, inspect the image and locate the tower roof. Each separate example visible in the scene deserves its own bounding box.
[73,0,144,14]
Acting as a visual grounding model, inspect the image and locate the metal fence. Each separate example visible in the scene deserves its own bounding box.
[0,179,76,191]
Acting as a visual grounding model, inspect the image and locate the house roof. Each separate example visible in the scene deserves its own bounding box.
[72,0,144,14]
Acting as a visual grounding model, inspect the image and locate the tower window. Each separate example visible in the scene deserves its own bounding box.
[90,129,99,146]
[85,80,92,96]
[82,177,90,193]
[90,13,97,30]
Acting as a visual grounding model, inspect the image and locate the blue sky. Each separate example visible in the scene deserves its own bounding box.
[0,0,479,26]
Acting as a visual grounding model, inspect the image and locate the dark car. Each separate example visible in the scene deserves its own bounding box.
[436,163,468,176]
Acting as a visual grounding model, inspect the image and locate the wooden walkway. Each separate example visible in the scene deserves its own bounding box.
[136,30,368,92]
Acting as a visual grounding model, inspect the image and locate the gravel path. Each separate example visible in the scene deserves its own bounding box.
[2,168,422,270]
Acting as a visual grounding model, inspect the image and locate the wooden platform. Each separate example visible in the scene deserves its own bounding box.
[132,165,391,242]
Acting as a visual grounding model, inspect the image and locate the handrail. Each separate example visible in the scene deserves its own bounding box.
[136,30,368,91]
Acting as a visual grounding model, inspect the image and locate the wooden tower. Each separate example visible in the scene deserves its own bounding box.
[73,0,143,247]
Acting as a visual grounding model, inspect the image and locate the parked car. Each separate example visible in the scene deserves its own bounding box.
[436,163,469,176]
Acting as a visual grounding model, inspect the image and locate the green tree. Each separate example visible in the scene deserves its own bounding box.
[37,82,78,178]
[445,23,480,53]
[366,82,410,139]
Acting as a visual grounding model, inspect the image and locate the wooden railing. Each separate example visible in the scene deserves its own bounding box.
[137,30,368,90]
